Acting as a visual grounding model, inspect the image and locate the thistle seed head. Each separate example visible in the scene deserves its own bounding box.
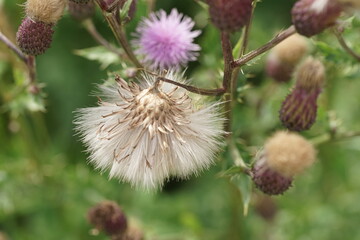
[74,71,225,190]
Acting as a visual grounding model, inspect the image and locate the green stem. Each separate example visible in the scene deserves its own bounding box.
[311,130,360,146]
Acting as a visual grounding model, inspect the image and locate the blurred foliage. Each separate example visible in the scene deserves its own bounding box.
[1,0,360,240]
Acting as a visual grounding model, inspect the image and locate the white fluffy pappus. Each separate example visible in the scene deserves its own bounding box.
[74,71,225,190]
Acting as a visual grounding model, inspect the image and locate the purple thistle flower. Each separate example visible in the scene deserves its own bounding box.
[132,9,201,69]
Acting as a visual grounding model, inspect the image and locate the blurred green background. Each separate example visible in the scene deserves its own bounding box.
[1,0,360,239]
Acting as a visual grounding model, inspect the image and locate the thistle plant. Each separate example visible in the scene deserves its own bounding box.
[1,0,360,239]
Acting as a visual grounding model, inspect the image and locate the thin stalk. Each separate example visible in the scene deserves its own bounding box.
[232,25,296,68]
[104,13,143,68]
[94,1,143,68]
[333,27,360,62]
[147,0,156,13]
[83,19,124,58]
[230,2,256,111]
[311,130,360,146]
[0,31,27,62]
[0,31,38,92]
[157,76,225,96]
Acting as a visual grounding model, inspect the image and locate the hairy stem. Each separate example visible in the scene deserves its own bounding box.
[155,76,226,96]
[83,19,124,58]
[232,25,296,68]
[333,27,360,62]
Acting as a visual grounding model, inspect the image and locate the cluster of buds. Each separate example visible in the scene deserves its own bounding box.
[88,201,143,240]
[291,0,343,37]
[279,57,325,131]
[207,0,253,32]
[251,131,316,195]
[16,0,66,56]
[68,0,95,21]
[266,34,309,83]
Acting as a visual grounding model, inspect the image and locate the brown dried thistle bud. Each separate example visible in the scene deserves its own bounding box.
[266,34,309,82]
[292,0,343,37]
[16,17,54,56]
[207,0,253,32]
[279,57,325,131]
[68,0,95,21]
[88,201,128,236]
[251,131,316,195]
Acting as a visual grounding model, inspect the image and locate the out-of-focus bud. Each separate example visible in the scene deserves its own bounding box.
[207,0,253,32]
[16,17,54,56]
[251,131,316,195]
[337,0,360,8]
[279,57,325,131]
[87,201,128,236]
[266,34,309,82]
[292,0,343,37]
[68,0,95,21]
[253,194,277,221]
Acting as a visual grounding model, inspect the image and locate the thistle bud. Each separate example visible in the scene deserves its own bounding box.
[207,0,253,32]
[17,0,66,55]
[266,34,309,82]
[87,201,128,236]
[68,1,95,21]
[292,0,343,37]
[16,17,54,56]
[280,57,325,131]
[251,131,316,195]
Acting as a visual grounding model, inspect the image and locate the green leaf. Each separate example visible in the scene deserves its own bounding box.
[231,174,252,216]
[74,46,120,69]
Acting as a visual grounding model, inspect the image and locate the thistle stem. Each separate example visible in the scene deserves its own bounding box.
[0,31,38,93]
[95,0,143,68]
[83,19,124,59]
[333,27,360,62]
[232,25,296,68]
[221,32,235,133]
[0,31,27,62]
[156,76,226,96]
[311,130,360,146]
